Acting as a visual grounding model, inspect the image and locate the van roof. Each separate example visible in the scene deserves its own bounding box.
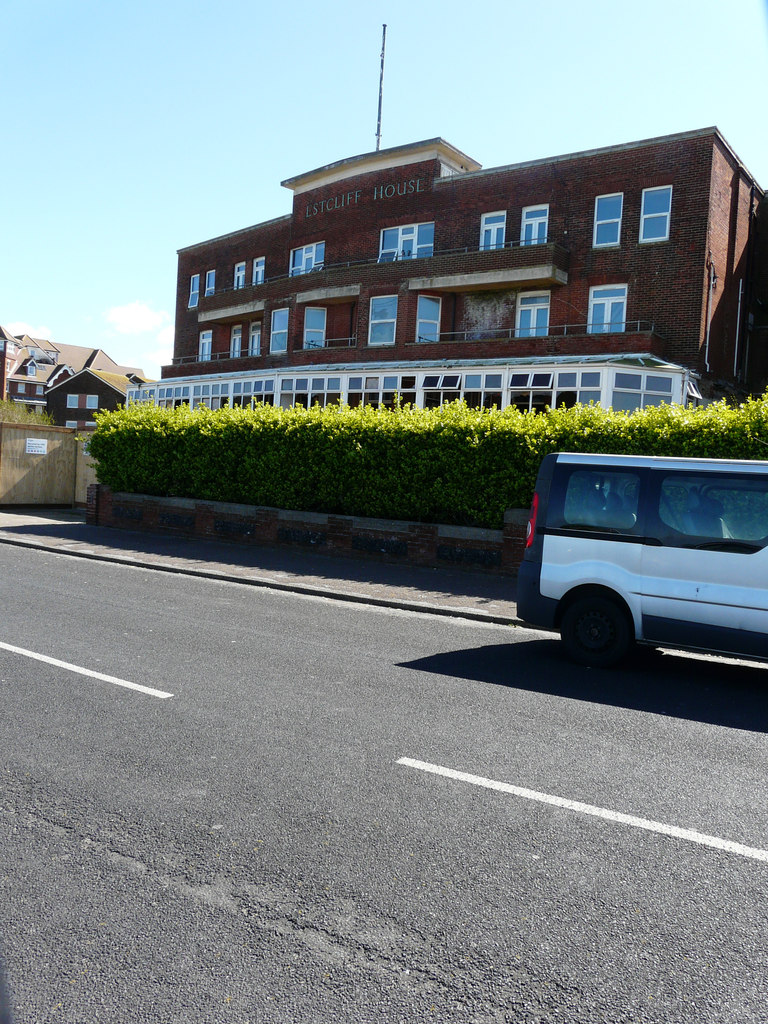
[552,453,768,472]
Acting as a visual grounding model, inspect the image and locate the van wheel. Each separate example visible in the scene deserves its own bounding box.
[560,596,632,668]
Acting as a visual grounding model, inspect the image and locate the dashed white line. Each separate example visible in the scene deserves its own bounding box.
[397,757,768,863]
[0,641,173,699]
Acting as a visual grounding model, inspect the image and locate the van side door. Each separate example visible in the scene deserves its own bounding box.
[639,470,768,658]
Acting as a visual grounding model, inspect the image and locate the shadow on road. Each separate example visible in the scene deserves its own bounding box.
[397,638,768,733]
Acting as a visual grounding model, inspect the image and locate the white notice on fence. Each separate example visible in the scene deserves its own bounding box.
[25,438,48,455]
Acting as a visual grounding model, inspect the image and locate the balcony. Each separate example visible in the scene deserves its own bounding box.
[405,320,665,358]
[194,239,570,325]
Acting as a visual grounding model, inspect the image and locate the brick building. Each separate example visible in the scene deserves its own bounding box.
[46,368,149,429]
[131,127,766,413]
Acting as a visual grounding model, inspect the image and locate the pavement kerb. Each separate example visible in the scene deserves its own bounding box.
[0,532,524,628]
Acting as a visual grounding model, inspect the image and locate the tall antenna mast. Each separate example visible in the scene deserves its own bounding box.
[375,24,387,151]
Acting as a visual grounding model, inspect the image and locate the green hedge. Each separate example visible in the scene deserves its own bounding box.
[87,397,768,529]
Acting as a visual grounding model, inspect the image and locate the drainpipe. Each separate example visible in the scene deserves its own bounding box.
[703,252,716,374]
[733,279,743,380]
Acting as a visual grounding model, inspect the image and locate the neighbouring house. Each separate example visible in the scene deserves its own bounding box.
[1,331,149,421]
[127,126,766,415]
[46,367,150,428]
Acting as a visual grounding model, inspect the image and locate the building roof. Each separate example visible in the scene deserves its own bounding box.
[280,138,482,195]
[46,366,151,396]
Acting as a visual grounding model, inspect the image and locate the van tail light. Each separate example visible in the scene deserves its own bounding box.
[525,492,539,549]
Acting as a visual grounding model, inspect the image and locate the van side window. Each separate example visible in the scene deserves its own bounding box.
[657,474,768,545]
[563,470,640,531]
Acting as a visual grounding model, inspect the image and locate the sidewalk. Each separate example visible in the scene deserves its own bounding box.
[0,508,520,626]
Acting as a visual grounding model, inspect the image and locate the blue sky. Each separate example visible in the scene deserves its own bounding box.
[3,0,767,380]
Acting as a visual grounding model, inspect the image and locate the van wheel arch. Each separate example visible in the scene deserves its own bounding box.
[556,587,635,668]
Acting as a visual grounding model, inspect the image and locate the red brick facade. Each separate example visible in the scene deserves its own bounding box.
[151,129,765,409]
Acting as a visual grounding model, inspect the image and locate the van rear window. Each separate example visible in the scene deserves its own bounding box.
[562,470,640,531]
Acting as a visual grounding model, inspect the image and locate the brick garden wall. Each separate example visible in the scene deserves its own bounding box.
[87,484,529,576]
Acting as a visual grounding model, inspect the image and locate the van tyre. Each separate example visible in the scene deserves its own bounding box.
[560,596,633,668]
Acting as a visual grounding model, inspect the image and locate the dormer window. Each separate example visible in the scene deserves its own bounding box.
[27,362,36,377]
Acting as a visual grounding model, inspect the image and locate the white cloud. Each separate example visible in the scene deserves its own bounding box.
[105,302,170,335]
[5,321,53,340]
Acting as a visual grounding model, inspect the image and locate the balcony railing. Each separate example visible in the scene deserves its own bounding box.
[193,237,569,308]
[409,320,658,345]
[303,336,357,350]
[173,321,660,365]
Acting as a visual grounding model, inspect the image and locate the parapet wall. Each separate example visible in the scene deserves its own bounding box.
[87,485,528,576]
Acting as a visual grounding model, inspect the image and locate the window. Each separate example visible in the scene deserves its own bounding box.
[205,269,216,296]
[657,473,768,546]
[17,382,25,393]
[290,242,325,276]
[252,257,265,285]
[65,420,78,428]
[234,262,246,289]
[588,285,627,333]
[462,373,503,410]
[248,323,261,356]
[199,329,212,361]
[516,292,550,337]
[86,395,98,410]
[480,212,506,251]
[270,308,289,352]
[27,363,36,376]
[368,296,397,346]
[379,223,434,262]
[640,186,672,242]
[66,394,78,408]
[593,193,623,247]
[416,296,441,343]
[520,205,548,246]
[611,371,674,411]
[36,385,44,395]
[230,324,242,358]
[304,307,327,349]
[280,375,342,409]
[189,274,200,308]
[562,469,640,532]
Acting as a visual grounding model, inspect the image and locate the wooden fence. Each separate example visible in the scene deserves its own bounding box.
[0,423,97,506]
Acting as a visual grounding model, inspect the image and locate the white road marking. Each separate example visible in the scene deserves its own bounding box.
[0,641,173,699]
[397,757,768,864]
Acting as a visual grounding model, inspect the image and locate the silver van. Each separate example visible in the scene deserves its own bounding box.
[517,453,768,667]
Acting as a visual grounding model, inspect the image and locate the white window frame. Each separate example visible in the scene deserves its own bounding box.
[205,269,215,296]
[252,257,265,285]
[290,242,325,277]
[588,285,627,333]
[198,329,212,361]
[27,363,36,376]
[515,291,550,338]
[593,193,623,248]
[248,323,261,356]
[66,393,78,408]
[520,205,549,246]
[416,295,441,343]
[230,324,242,358]
[233,262,246,289]
[640,186,673,243]
[188,274,200,308]
[479,211,506,251]
[368,296,398,347]
[65,420,78,428]
[270,308,289,353]
[85,395,98,410]
[17,383,26,393]
[303,307,327,349]
[378,223,434,262]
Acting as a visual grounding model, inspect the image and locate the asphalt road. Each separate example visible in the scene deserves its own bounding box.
[2,544,768,1023]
